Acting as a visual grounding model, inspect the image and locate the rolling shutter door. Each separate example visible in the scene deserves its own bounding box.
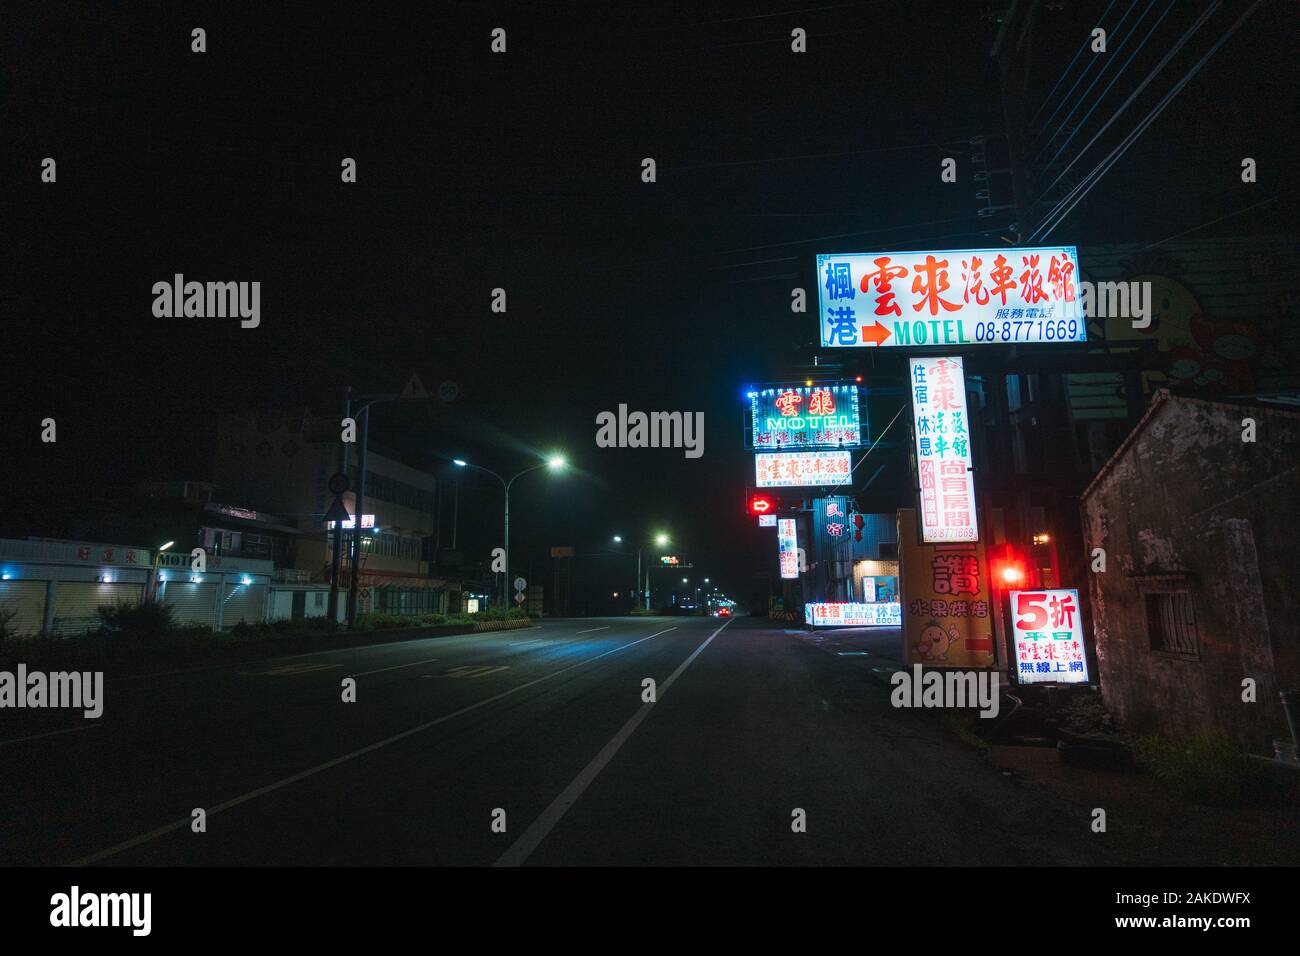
[221,582,266,627]
[159,581,218,628]
[50,582,144,636]
[0,581,48,637]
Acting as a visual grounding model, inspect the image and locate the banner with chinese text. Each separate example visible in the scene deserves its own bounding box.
[898,508,996,669]
[1009,589,1089,684]
[909,356,978,543]
[755,450,852,488]
[817,247,1085,348]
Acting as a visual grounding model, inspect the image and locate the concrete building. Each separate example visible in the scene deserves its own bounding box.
[1080,390,1300,756]
[212,410,460,616]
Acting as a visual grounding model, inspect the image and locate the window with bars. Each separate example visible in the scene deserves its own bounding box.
[1145,591,1199,656]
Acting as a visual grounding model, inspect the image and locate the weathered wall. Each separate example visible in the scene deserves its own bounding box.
[1082,397,1300,754]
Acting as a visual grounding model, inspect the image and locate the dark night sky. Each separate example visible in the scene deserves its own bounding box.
[4,1,1296,601]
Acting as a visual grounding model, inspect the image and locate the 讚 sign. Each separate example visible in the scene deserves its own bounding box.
[817,247,1085,348]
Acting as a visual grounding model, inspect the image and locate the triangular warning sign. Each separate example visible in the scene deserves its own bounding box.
[324,496,351,525]
[400,372,430,401]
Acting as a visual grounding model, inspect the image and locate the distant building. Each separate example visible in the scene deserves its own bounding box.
[1080,390,1300,755]
[212,411,460,616]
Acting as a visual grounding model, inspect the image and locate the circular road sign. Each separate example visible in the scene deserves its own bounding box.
[328,472,350,495]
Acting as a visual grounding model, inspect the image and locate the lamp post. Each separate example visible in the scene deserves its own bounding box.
[148,540,174,602]
[454,454,566,609]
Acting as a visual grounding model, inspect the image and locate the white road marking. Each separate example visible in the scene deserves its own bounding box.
[0,724,101,747]
[575,626,609,634]
[355,657,440,677]
[494,618,731,867]
[66,626,679,866]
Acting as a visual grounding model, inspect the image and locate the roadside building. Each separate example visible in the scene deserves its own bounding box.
[0,538,154,636]
[1080,390,1300,755]
[212,410,461,616]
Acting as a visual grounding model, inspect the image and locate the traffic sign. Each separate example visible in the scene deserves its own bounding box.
[513,576,527,592]
[324,496,351,525]
[328,472,350,495]
[514,592,526,605]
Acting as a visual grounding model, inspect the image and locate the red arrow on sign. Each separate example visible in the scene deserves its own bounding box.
[860,321,892,346]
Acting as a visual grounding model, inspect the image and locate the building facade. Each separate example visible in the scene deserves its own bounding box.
[1080,391,1300,755]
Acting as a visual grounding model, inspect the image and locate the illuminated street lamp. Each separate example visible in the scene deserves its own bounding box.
[149,540,174,601]
[455,453,567,608]
[614,531,671,610]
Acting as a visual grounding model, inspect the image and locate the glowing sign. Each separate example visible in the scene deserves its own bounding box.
[777,519,799,579]
[1010,589,1089,684]
[909,357,977,543]
[817,247,1085,348]
[755,450,851,488]
[660,555,681,565]
[758,514,777,527]
[804,602,902,627]
[326,514,375,530]
[898,508,995,669]
[750,384,861,449]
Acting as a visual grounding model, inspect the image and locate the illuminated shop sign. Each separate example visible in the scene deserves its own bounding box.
[750,384,861,449]
[817,247,1085,348]
[804,602,902,627]
[755,450,852,488]
[1010,589,1089,684]
[909,357,978,543]
[326,514,375,530]
[777,519,799,579]
[758,514,777,527]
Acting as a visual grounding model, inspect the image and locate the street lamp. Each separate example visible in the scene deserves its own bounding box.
[613,532,670,611]
[454,453,567,609]
[149,540,174,601]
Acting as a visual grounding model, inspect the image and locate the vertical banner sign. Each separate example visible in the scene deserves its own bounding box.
[909,356,978,543]
[1010,589,1089,683]
[777,518,799,580]
[898,509,995,668]
[816,496,852,566]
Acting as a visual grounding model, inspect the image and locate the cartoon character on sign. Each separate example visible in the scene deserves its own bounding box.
[915,621,959,662]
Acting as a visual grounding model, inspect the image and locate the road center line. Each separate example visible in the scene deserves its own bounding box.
[494,618,732,867]
[65,626,678,867]
[354,657,440,677]
[0,724,101,747]
[574,626,609,634]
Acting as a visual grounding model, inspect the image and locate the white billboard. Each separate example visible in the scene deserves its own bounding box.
[805,602,902,627]
[1010,589,1089,684]
[909,357,978,543]
[817,247,1085,348]
[755,450,852,488]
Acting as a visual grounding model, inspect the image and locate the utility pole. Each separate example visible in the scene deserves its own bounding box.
[327,386,351,629]
[992,0,1041,241]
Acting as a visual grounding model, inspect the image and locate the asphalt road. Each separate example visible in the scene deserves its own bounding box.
[1,615,1113,866]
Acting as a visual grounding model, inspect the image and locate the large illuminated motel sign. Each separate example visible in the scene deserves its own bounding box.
[817,247,1085,348]
[909,356,978,544]
[750,384,861,449]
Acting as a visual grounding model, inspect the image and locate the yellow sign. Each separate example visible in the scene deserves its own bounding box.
[898,509,995,668]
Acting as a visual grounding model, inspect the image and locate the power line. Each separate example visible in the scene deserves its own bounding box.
[1030,0,1267,243]
[1028,0,1120,128]
[1028,0,1223,233]
[1033,0,1174,175]
[1137,187,1299,252]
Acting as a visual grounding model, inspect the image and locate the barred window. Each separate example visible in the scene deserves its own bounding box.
[1145,591,1198,656]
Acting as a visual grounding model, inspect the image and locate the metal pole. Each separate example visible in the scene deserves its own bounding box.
[502,477,510,610]
[451,477,459,549]
[347,404,370,628]
[635,547,641,612]
[327,387,351,629]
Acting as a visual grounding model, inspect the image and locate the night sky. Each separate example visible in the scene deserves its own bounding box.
[4,1,1296,602]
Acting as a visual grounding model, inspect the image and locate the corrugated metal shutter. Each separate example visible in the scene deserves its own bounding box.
[0,581,48,637]
[221,583,266,627]
[159,581,218,628]
[51,582,144,636]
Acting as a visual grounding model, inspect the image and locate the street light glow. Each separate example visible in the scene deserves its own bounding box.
[655,533,669,546]
[159,541,174,552]
[547,454,567,470]
[452,459,468,467]
[612,535,622,543]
